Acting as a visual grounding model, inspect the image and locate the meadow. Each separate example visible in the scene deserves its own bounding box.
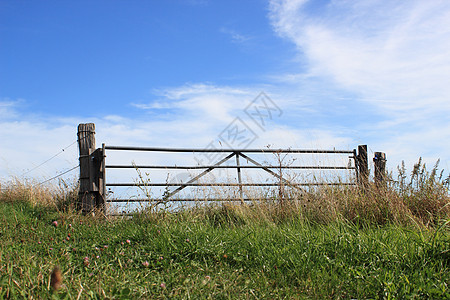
[0,160,449,299]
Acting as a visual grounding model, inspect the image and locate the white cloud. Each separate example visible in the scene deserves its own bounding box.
[134,83,256,123]
[269,0,450,171]
[270,0,450,112]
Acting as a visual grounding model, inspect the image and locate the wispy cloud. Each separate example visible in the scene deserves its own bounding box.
[269,0,450,169]
[0,98,23,120]
[220,27,252,44]
[270,0,450,113]
[156,83,250,99]
[133,83,255,123]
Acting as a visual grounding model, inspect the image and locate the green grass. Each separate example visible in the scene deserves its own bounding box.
[0,199,448,299]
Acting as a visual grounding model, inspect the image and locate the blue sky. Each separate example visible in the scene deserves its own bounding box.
[1,0,450,183]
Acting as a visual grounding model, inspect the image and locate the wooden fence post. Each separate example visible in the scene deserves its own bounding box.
[373,152,386,186]
[356,145,369,187]
[78,123,105,213]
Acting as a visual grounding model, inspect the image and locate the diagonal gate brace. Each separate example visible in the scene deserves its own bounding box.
[164,152,236,199]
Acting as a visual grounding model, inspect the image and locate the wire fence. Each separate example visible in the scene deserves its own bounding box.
[19,139,79,177]
[1,136,89,188]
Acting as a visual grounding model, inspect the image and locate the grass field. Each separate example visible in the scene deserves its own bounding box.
[0,161,449,299]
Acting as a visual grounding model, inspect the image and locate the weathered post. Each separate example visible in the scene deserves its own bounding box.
[78,123,105,213]
[356,145,369,188]
[373,152,386,186]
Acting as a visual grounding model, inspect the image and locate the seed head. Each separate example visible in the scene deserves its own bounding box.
[50,266,62,290]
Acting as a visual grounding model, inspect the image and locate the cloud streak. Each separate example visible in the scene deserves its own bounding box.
[132,83,255,123]
[270,1,450,106]
[220,27,252,44]
[269,0,450,170]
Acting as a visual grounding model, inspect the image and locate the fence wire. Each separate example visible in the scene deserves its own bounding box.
[20,140,78,177]
[18,134,93,179]
[37,165,80,185]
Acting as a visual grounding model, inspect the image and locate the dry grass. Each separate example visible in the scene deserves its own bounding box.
[0,177,79,212]
[171,158,449,228]
[0,178,55,206]
[187,183,448,229]
[1,159,449,227]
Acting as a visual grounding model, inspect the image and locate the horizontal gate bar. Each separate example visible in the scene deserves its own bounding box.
[105,145,354,154]
[108,198,299,203]
[106,182,356,187]
[106,165,355,170]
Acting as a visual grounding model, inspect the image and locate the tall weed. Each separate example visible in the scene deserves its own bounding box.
[0,177,79,212]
